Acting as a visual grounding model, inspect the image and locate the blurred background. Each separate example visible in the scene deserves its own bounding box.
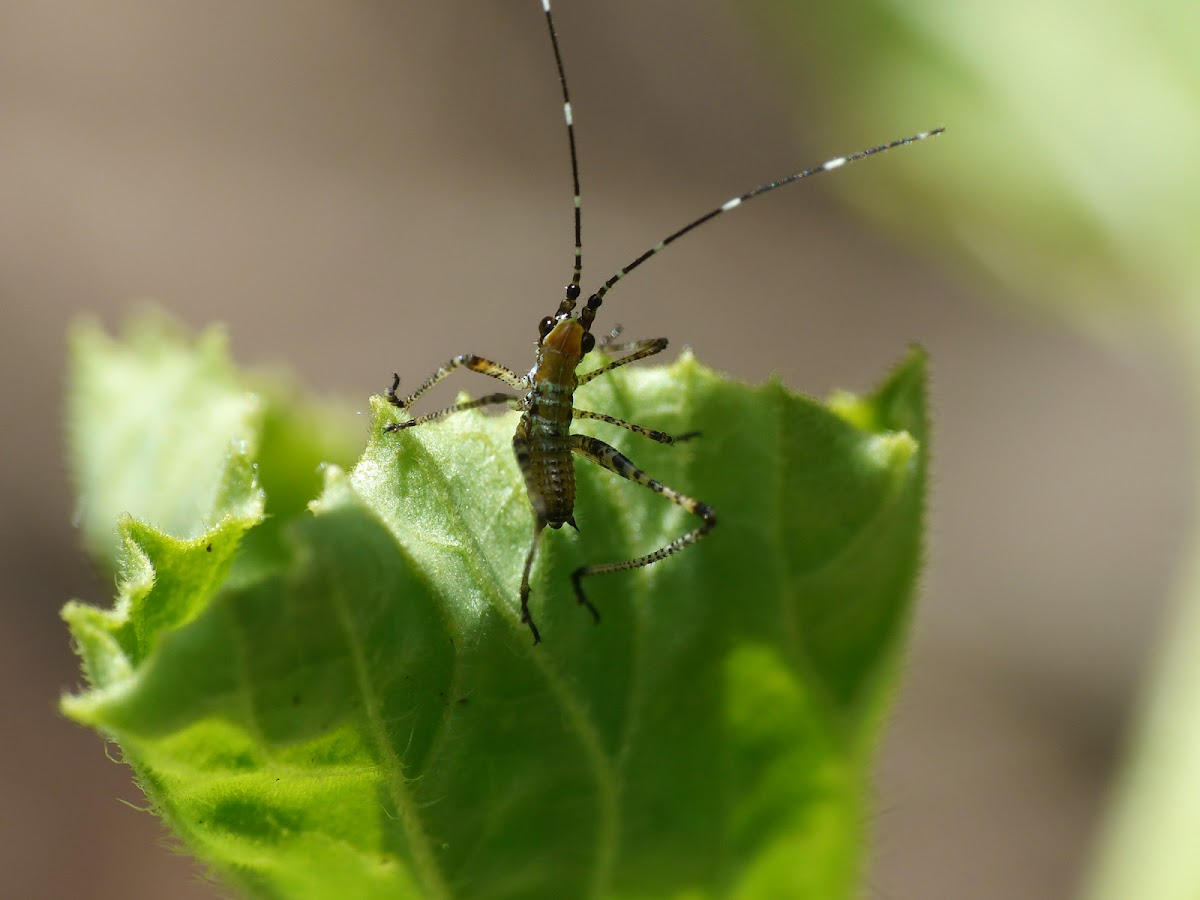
[2,1,1192,897]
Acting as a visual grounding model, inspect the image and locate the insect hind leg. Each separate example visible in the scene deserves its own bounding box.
[569,433,715,619]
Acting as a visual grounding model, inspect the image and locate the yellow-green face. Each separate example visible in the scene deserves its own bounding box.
[535,316,585,386]
[542,316,583,360]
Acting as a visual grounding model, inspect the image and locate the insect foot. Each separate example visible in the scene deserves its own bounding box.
[384,373,407,409]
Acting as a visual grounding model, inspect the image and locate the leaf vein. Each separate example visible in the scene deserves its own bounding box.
[328,563,452,900]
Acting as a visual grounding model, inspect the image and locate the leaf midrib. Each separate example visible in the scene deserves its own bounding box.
[385,418,623,898]
[328,549,453,900]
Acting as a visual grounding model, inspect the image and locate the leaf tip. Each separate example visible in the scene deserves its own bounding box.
[310,462,354,513]
[861,430,919,475]
[825,345,928,441]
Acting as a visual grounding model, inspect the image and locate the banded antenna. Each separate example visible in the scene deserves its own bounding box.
[385,0,943,644]
[540,0,583,293]
[591,128,944,304]
[539,0,942,310]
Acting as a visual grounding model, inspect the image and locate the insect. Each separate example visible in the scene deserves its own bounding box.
[385,0,942,644]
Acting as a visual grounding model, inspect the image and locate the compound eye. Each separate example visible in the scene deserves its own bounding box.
[538,316,555,338]
[580,332,596,354]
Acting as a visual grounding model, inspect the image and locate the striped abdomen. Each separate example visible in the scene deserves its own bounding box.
[514,317,584,528]
[514,397,575,526]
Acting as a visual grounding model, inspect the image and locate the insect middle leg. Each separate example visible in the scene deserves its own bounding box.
[573,409,699,445]
[568,433,716,619]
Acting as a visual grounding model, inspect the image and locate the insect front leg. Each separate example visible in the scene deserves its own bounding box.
[577,337,668,386]
[386,355,525,410]
[568,433,716,619]
[384,355,525,431]
[384,390,519,432]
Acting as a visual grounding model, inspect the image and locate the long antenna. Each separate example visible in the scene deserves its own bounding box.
[541,0,583,298]
[590,127,945,304]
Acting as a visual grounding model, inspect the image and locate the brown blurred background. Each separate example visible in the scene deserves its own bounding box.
[1,1,1189,897]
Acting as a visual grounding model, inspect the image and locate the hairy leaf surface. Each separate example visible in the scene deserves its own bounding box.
[63,320,926,899]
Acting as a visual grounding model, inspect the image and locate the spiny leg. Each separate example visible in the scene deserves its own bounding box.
[384,392,518,432]
[518,519,549,645]
[577,337,668,386]
[573,409,699,445]
[569,434,716,619]
[386,355,525,411]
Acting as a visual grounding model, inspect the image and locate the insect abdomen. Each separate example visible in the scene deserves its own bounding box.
[514,384,577,526]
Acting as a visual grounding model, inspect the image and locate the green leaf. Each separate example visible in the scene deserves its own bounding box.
[67,316,264,567]
[62,319,926,899]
